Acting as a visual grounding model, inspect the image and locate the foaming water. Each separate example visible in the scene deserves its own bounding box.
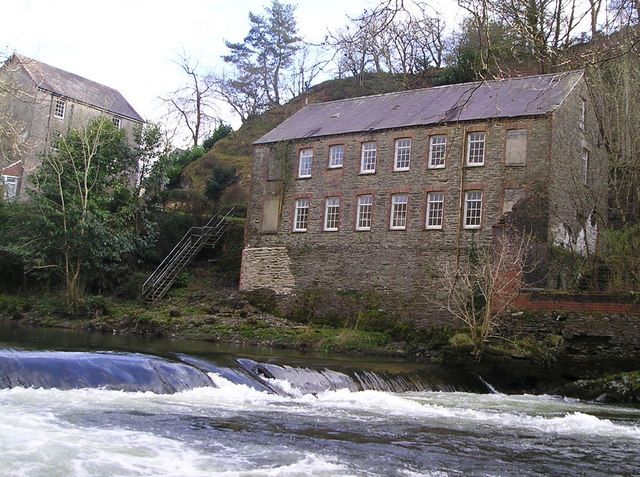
[1,373,639,476]
[0,339,638,476]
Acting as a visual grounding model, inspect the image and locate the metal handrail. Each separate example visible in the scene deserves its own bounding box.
[142,207,235,302]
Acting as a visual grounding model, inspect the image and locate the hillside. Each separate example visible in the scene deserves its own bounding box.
[181,71,442,203]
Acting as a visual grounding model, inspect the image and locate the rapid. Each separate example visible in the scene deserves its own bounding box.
[0,326,638,476]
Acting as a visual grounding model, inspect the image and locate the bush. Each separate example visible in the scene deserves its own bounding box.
[450,333,474,347]
[246,288,279,314]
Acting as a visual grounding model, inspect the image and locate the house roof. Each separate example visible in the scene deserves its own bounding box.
[255,70,584,144]
[11,54,144,122]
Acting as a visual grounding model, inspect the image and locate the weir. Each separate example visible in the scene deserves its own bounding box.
[0,349,492,395]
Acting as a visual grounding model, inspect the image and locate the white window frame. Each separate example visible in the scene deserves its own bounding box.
[328,145,344,169]
[426,191,444,229]
[1,175,19,201]
[579,98,586,131]
[356,195,373,231]
[466,132,485,166]
[298,148,313,178]
[390,194,408,230]
[463,191,483,229]
[54,99,66,119]
[293,198,309,232]
[393,138,411,171]
[324,197,340,231]
[428,135,447,169]
[360,142,377,174]
[112,117,122,129]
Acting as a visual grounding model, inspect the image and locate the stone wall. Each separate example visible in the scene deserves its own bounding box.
[240,247,295,294]
[513,290,640,315]
[242,78,603,324]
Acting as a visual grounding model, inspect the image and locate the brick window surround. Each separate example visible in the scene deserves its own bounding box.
[298,148,313,178]
[426,191,444,229]
[293,198,309,232]
[466,132,485,166]
[464,190,483,228]
[329,145,344,169]
[428,135,446,168]
[356,195,374,230]
[360,142,377,174]
[390,194,408,230]
[394,138,411,171]
[324,197,340,231]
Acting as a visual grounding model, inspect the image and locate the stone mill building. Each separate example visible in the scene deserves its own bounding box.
[239,71,607,324]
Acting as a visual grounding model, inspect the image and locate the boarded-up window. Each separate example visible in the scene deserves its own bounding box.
[267,157,282,181]
[505,129,527,165]
[503,188,526,213]
[261,196,281,233]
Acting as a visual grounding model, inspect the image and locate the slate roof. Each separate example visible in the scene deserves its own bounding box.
[255,71,584,144]
[12,54,144,122]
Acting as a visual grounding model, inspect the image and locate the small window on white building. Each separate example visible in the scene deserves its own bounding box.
[298,148,313,178]
[54,99,66,119]
[1,175,19,201]
[329,145,344,168]
[464,191,483,229]
[428,135,446,168]
[324,197,340,231]
[466,132,485,166]
[360,142,377,174]
[356,195,373,230]
[112,117,122,129]
[390,194,408,230]
[582,148,590,185]
[394,138,411,171]
[426,192,444,229]
[293,198,309,232]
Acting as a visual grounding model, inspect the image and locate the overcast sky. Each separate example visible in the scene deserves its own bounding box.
[2,0,463,137]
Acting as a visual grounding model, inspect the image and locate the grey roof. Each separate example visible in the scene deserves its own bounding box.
[13,54,144,122]
[255,71,584,144]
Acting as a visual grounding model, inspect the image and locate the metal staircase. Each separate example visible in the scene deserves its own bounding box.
[142,208,235,303]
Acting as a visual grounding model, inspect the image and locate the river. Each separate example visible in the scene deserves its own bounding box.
[1,324,638,476]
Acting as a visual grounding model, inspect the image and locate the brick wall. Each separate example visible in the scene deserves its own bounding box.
[513,291,640,315]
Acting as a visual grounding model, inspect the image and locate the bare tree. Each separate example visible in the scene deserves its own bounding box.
[159,53,219,147]
[432,231,532,356]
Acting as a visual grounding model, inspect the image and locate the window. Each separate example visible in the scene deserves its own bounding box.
[54,99,66,119]
[466,132,485,166]
[428,135,446,168]
[324,197,340,231]
[580,98,586,130]
[293,198,309,232]
[394,138,411,171]
[298,148,313,178]
[329,145,344,168]
[356,195,373,230]
[112,117,122,129]
[426,192,444,229]
[360,142,377,174]
[390,194,408,230]
[505,129,527,166]
[464,191,483,229]
[1,175,19,201]
[583,148,590,185]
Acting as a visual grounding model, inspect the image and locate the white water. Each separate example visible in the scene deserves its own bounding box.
[1,374,639,476]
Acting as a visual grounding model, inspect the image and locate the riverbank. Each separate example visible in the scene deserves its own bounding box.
[1,268,639,402]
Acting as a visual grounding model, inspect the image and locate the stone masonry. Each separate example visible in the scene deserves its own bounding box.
[241,72,607,325]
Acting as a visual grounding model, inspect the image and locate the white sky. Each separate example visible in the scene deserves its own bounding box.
[2,0,463,136]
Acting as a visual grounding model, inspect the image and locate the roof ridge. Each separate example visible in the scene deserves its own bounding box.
[304,70,584,109]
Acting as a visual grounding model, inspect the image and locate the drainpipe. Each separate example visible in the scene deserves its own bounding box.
[455,126,467,268]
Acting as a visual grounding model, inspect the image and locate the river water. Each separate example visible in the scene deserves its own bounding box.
[1,324,639,476]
